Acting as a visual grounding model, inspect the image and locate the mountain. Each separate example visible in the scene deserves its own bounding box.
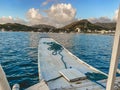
[0,23,36,32]
[60,19,112,33]
[94,22,116,30]
[0,20,116,33]
[32,24,56,32]
[0,23,56,32]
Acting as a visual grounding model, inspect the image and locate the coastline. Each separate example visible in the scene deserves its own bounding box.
[0,31,115,36]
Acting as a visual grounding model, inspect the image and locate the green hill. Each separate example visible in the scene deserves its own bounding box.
[32,24,56,32]
[0,23,36,32]
[94,22,116,30]
[0,23,56,32]
[60,19,112,33]
[0,20,116,33]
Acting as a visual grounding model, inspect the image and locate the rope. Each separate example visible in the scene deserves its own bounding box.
[85,72,107,88]
[59,52,67,69]
[43,41,106,88]
[43,42,67,69]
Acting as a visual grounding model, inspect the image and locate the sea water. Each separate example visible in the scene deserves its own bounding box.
[0,32,118,89]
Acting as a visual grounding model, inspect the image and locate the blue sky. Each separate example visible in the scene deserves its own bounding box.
[68,0,120,18]
[0,0,120,27]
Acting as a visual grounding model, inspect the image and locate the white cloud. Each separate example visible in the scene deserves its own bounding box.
[0,16,27,25]
[0,16,14,24]
[88,16,112,23]
[88,9,119,23]
[113,9,118,21]
[42,0,51,6]
[1,3,118,27]
[26,3,76,27]
[26,8,42,20]
[26,8,50,25]
[42,0,60,6]
[46,3,76,23]
[26,8,44,25]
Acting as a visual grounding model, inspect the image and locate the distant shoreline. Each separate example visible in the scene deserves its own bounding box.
[0,20,116,34]
[0,31,115,35]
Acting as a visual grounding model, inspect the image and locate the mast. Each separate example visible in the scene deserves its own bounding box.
[106,7,120,90]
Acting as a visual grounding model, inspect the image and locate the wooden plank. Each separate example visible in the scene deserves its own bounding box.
[38,38,65,81]
[59,68,86,82]
[106,7,120,90]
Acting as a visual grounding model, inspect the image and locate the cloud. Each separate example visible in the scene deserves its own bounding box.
[1,3,118,27]
[46,3,76,23]
[26,8,42,19]
[42,0,60,6]
[88,9,119,23]
[88,16,112,23]
[113,9,118,21]
[26,8,50,25]
[26,3,76,27]
[42,0,52,6]
[0,16,27,25]
[0,16,14,24]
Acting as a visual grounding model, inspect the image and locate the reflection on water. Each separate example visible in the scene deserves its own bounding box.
[48,33,75,48]
[29,32,40,48]
[0,32,117,89]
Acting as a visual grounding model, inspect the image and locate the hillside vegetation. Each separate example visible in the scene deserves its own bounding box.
[60,19,115,33]
[0,19,116,33]
[0,23,36,32]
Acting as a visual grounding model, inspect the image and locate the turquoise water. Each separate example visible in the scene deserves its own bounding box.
[0,32,116,89]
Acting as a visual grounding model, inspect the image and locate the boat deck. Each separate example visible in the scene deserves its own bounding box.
[26,38,117,90]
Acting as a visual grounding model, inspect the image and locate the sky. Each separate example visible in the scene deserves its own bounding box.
[0,0,120,27]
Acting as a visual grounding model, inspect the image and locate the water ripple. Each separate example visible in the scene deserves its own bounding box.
[0,32,118,89]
